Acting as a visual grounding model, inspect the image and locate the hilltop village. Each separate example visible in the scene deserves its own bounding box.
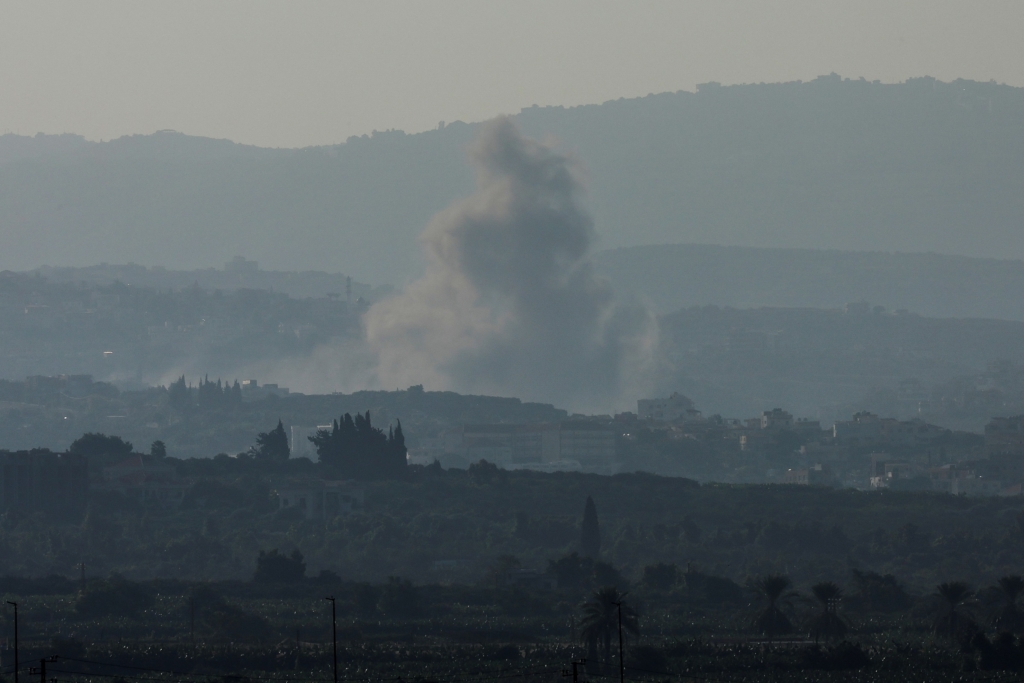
[4,374,1023,536]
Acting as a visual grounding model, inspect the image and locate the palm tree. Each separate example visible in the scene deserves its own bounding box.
[992,575,1024,632]
[809,581,847,643]
[934,581,973,640]
[579,586,639,668]
[751,574,796,641]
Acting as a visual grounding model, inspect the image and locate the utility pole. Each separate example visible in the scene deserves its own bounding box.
[562,659,586,683]
[6,601,17,683]
[324,596,337,683]
[612,601,624,683]
[33,655,55,683]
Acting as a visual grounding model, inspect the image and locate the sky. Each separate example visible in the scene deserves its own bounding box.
[0,1,1022,148]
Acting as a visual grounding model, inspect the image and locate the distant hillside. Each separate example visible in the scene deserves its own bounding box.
[0,377,566,458]
[32,260,389,301]
[2,75,1024,283]
[595,244,1024,320]
[655,305,1024,431]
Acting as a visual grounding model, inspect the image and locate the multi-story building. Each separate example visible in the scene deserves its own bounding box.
[760,408,794,430]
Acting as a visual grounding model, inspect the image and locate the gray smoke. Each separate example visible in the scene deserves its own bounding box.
[365,117,657,412]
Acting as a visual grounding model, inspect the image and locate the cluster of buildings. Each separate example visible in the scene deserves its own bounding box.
[404,391,1024,497]
[814,412,1024,496]
[8,388,1024,520]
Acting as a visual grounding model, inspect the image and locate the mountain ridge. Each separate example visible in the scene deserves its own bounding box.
[2,75,1023,283]
[593,243,1024,321]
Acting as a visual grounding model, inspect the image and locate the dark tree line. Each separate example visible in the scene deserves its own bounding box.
[168,375,243,412]
[252,420,290,461]
[310,411,406,480]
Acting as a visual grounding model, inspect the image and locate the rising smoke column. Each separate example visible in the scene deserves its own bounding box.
[365,117,656,411]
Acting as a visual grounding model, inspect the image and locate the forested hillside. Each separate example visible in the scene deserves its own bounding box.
[595,245,1024,321]
[2,76,1023,285]
[3,461,1022,593]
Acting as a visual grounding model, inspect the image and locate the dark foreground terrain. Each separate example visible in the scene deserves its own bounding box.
[5,457,1024,587]
[3,569,1024,683]
[5,441,1024,681]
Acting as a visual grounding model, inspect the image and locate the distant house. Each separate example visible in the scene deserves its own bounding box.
[736,410,822,453]
[407,430,466,466]
[835,412,885,444]
[868,460,921,489]
[637,393,701,422]
[761,408,794,430]
[793,417,822,434]
[224,255,259,273]
[276,480,363,519]
[101,455,188,508]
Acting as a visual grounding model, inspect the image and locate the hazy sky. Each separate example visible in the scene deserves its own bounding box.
[1,1,1022,148]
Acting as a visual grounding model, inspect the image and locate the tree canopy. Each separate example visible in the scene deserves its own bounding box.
[310,412,406,480]
[253,420,290,461]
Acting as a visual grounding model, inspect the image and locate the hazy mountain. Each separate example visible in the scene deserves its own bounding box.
[2,75,1023,284]
[655,305,1024,430]
[594,244,1024,321]
[32,259,389,301]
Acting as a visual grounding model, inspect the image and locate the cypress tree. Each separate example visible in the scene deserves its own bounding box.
[254,419,290,461]
[580,495,601,558]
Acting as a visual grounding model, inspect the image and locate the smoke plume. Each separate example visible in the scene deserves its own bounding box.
[365,117,656,412]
